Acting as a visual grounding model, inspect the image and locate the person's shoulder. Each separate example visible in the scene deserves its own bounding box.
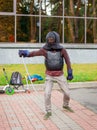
[61,48,67,52]
[40,47,47,53]
[61,48,68,55]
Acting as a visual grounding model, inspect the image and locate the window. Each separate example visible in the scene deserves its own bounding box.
[17,16,39,42]
[0,15,14,42]
[41,17,63,43]
[64,18,84,43]
[0,0,13,12]
[0,0,97,44]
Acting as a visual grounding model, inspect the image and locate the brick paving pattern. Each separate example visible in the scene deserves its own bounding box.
[0,90,97,130]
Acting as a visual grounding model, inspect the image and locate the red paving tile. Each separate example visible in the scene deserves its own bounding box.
[0,90,97,130]
[51,90,97,130]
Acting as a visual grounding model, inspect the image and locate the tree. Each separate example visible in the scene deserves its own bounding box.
[0,0,14,42]
[93,0,97,43]
[17,0,39,42]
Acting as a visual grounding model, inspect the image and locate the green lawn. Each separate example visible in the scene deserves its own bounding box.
[0,63,97,86]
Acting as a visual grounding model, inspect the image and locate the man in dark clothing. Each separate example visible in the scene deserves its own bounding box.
[19,31,73,120]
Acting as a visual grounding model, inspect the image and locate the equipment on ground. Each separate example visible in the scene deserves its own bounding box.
[2,68,15,95]
[22,57,37,93]
[1,68,29,95]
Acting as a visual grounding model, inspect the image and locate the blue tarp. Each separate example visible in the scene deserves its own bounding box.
[28,74,43,81]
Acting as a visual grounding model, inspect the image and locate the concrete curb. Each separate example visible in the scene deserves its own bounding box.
[1,81,97,91]
[69,81,97,89]
[28,81,97,90]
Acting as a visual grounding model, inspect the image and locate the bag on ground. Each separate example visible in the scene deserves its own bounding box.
[10,72,23,85]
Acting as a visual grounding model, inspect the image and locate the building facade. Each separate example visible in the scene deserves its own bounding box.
[0,0,97,64]
[0,0,97,44]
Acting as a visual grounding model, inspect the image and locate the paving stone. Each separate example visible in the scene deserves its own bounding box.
[0,89,97,130]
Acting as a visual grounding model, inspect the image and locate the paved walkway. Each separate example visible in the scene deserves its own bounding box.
[0,88,97,130]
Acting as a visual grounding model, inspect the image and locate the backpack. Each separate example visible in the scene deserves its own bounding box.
[10,72,23,85]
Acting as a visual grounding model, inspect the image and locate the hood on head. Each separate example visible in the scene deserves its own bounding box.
[46,31,60,44]
[43,31,63,50]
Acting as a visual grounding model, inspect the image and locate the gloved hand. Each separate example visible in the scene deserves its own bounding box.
[18,50,30,57]
[67,69,73,80]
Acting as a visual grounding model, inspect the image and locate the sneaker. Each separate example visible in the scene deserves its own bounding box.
[44,112,52,120]
[63,106,74,112]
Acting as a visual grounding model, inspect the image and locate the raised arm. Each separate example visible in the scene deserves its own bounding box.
[18,48,46,57]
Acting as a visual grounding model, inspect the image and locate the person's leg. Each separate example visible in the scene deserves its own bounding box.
[55,75,70,106]
[55,75,74,112]
[44,75,53,119]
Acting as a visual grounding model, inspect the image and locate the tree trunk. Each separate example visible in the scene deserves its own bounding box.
[30,0,36,42]
[68,0,75,42]
[93,0,96,43]
[74,0,81,43]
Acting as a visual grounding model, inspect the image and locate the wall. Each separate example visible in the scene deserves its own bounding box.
[0,44,97,64]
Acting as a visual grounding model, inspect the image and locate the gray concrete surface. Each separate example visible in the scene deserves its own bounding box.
[33,81,97,114]
[70,87,97,114]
